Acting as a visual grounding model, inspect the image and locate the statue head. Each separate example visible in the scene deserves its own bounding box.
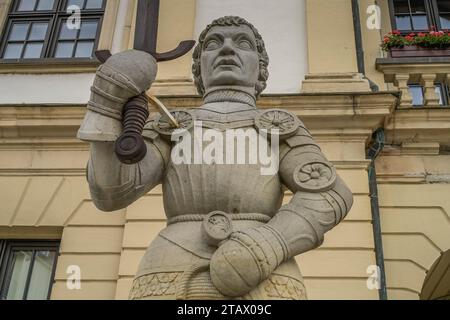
[192,16,269,99]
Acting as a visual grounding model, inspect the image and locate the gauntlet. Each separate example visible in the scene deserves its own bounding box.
[210,225,290,297]
[78,49,157,142]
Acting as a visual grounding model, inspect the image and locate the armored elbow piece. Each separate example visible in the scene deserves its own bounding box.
[267,126,354,256]
[78,49,157,142]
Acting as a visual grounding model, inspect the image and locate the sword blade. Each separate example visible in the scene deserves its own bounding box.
[134,0,159,54]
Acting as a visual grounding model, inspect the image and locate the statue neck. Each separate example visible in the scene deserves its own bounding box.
[203,87,257,108]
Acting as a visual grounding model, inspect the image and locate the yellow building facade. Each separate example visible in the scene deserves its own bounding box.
[0,0,448,300]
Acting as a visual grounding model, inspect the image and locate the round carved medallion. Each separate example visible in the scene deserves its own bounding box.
[202,211,233,247]
[153,109,195,137]
[255,109,301,140]
[293,161,337,192]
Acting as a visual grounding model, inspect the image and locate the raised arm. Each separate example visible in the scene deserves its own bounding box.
[78,50,170,212]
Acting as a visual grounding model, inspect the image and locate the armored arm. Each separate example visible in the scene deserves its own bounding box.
[268,135,353,255]
[86,123,170,212]
[78,50,170,211]
[210,120,353,297]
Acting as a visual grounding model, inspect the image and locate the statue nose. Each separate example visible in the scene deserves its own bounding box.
[219,39,235,55]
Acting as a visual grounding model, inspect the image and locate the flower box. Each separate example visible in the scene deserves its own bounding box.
[389,45,450,58]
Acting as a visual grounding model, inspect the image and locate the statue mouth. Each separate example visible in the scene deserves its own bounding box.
[214,58,241,69]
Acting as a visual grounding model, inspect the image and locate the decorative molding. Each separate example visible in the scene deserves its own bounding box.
[376,57,450,83]
[301,73,372,93]
[0,59,100,74]
[0,93,396,148]
[384,108,450,147]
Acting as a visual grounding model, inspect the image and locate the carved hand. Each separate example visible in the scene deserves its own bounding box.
[209,226,290,297]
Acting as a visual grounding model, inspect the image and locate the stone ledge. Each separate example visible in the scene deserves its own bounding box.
[384,108,450,148]
[0,59,101,74]
[0,93,396,148]
[301,73,372,93]
[376,57,450,83]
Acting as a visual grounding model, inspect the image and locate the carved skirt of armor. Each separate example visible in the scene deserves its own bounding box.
[129,220,307,300]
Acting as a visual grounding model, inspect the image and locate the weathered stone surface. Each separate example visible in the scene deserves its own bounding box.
[79,16,353,300]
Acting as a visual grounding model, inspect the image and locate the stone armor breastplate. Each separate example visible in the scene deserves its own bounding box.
[162,103,284,219]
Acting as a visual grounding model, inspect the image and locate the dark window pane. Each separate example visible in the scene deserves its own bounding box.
[59,22,78,40]
[67,0,85,9]
[85,0,103,9]
[36,0,54,10]
[8,23,29,41]
[396,15,412,30]
[409,85,424,106]
[55,41,75,57]
[412,15,428,29]
[23,43,44,58]
[438,1,450,13]
[29,23,48,41]
[393,0,410,14]
[75,41,94,57]
[440,14,450,29]
[409,0,426,13]
[17,0,37,11]
[6,251,33,300]
[79,21,98,39]
[4,43,24,59]
[26,251,56,300]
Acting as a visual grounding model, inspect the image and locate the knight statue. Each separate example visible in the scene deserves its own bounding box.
[77,16,353,300]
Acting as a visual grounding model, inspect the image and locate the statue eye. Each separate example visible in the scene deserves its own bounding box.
[204,39,220,51]
[238,39,253,50]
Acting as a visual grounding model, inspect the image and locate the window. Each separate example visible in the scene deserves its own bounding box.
[389,0,450,32]
[0,240,59,300]
[0,0,105,60]
[409,84,424,105]
[408,83,448,106]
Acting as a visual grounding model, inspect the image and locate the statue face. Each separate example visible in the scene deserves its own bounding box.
[200,24,260,92]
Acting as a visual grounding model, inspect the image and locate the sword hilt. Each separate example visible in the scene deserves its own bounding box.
[94,41,194,164]
[95,50,149,164]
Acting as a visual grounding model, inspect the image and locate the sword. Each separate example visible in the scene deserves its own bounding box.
[95,0,195,164]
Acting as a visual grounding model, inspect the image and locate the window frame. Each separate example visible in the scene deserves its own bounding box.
[0,240,60,300]
[0,0,106,61]
[408,82,449,107]
[389,0,450,33]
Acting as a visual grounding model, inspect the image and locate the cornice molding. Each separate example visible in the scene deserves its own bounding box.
[384,108,450,147]
[0,93,397,148]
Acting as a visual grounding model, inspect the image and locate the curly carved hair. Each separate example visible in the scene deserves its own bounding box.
[192,16,269,98]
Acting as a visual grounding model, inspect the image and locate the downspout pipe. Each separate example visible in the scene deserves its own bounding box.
[351,0,380,92]
[367,128,388,300]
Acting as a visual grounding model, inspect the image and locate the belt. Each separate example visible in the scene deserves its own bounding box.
[167,212,271,225]
[167,211,272,247]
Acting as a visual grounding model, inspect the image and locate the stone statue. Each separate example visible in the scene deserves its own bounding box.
[78,16,353,300]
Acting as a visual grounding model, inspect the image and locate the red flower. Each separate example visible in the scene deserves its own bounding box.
[392,30,401,35]
[408,32,416,37]
[418,32,426,37]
